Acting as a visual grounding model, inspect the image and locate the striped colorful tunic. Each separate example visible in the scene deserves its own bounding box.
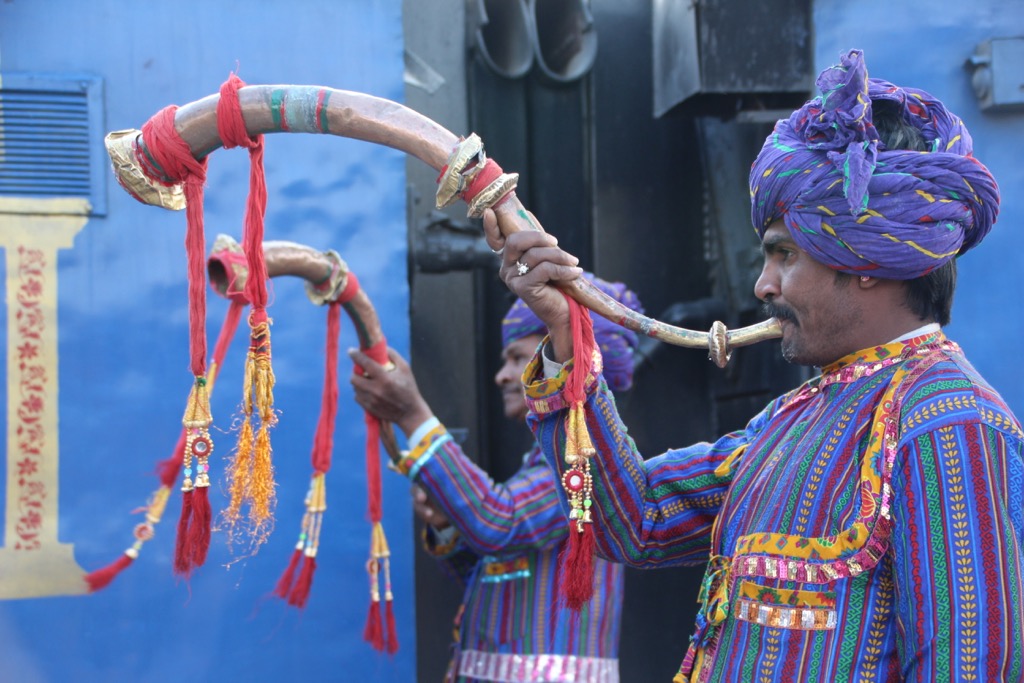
[526,331,1024,682]
[403,423,624,682]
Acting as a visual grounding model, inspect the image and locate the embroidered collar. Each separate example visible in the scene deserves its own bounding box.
[785,330,955,403]
[820,330,948,380]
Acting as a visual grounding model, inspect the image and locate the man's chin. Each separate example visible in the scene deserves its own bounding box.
[780,336,802,365]
[502,400,527,421]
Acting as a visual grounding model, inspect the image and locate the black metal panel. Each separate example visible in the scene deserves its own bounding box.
[466,47,596,482]
[404,1,811,680]
[587,2,713,678]
[653,0,812,117]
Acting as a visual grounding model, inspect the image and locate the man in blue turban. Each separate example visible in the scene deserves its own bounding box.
[486,49,1023,682]
[351,274,643,682]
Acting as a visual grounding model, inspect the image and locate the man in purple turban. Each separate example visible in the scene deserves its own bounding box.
[750,48,998,282]
[487,49,1023,682]
[351,274,643,682]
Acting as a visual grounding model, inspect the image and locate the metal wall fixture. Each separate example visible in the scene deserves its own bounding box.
[965,37,1024,113]
[472,0,597,83]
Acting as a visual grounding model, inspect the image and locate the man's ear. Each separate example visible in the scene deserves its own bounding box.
[857,275,882,289]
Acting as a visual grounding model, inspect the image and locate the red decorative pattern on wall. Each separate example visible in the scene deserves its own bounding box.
[13,246,48,551]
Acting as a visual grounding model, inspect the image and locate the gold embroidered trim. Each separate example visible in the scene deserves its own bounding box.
[735,598,838,631]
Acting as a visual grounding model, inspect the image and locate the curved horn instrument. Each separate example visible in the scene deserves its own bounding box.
[106,86,780,367]
[207,235,402,462]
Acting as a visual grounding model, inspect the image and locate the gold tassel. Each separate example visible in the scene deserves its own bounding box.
[251,319,276,423]
[307,474,326,555]
[372,521,391,562]
[146,486,172,525]
[225,350,257,526]
[562,402,595,530]
[569,401,596,458]
[223,315,277,553]
[249,316,277,539]
[367,521,391,599]
[129,484,172,557]
[182,375,213,490]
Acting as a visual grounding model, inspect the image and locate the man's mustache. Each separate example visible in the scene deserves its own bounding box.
[761,301,797,325]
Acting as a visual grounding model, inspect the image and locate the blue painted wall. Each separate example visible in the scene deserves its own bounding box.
[2,3,1022,682]
[0,1,414,681]
[814,2,1024,416]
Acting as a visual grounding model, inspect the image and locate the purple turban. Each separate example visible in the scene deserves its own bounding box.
[501,273,644,391]
[749,49,1000,279]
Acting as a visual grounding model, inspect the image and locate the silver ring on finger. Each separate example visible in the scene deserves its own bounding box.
[516,260,530,276]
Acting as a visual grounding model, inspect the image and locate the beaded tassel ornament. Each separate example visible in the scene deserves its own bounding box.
[85,300,246,591]
[558,292,599,610]
[353,307,400,651]
[273,298,341,608]
[135,102,214,577]
[217,74,278,553]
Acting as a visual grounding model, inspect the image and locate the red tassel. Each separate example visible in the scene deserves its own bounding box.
[557,295,599,610]
[385,599,399,655]
[274,547,303,599]
[364,600,384,651]
[85,553,135,592]
[188,486,212,568]
[173,490,194,576]
[157,432,186,488]
[559,524,597,610]
[288,555,317,608]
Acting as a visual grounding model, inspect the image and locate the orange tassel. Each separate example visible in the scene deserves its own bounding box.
[249,422,276,543]
[224,417,254,532]
[224,313,277,554]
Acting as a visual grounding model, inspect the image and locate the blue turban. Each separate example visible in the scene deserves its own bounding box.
[501,273,644,392]
[749,49,999,280]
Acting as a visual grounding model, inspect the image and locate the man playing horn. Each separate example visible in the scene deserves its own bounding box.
[485,49,1024,682]
[350,274,644,683]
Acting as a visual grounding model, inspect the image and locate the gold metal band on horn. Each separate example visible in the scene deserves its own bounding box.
[105,85,781,367]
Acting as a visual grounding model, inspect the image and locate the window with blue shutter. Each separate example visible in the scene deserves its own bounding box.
[0,72,106,216]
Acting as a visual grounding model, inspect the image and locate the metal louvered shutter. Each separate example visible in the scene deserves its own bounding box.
[0,73,106,215]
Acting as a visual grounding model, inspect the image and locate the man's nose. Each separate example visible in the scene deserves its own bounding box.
[754,265,778,302]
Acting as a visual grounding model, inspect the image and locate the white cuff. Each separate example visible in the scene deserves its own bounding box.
[407,415,441,448]
[431,524,457,544]
[541,342,568,379]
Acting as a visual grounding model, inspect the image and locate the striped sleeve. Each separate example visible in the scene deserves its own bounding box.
[890,420,1024,682]
[410,427,568,557]
[420,526,479,585]
[524,348,764,568]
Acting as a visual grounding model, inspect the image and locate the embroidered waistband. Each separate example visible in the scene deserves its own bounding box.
[480,556,531,583]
